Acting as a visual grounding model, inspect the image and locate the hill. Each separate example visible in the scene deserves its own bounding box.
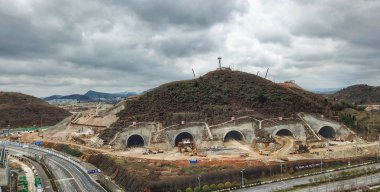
[332,84,380,104]
[0,92,71,128]
[43,90,137,104]
[100,69,332,142]
[60,94,93,101]
[84,90,136,101]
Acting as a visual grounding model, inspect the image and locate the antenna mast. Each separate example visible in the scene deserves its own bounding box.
[217,57,222,69]
[192,68,196,78]
[265,68,269,79]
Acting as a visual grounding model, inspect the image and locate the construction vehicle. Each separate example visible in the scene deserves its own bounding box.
[178,138,196,154]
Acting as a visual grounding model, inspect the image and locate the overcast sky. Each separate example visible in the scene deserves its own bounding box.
[1,0,379,97]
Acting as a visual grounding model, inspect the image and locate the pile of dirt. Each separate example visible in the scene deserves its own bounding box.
[100,69,332,142]
[0,92,71,128]
[331,84,380,104]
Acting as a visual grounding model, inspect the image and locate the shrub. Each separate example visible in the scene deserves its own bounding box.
[177,190,182,192]
[217,183,224,189]
[194,187,201,192]
[210,184,217,190]
[185,187,193,192]
[202,185,210,192]
[225,181,232,188]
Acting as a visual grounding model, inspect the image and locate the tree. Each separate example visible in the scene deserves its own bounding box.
[210,184,217,191]
[202,185,210,192]
[185,187,193,192]
[225,181,232,188]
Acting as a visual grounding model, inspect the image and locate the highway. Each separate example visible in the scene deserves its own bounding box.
[24,156,55,192]
[2,141,106,192]
[236,162,380,192]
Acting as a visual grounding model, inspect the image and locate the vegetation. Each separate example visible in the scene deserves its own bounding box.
[101,70,332,142]
[332,84,380,104]
[0,92,70,128]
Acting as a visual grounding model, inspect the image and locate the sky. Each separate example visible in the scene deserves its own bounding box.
[0,0,380,97]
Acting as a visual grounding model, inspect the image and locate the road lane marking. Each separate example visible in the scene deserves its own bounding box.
[55,178,75,182]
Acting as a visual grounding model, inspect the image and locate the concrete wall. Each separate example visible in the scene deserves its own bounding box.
[265,123,307,141]
[301,114,350,139]
[161,123,209,148]
[113,123,158,149]
[209,121,256,144]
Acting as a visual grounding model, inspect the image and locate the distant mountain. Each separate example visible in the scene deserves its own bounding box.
[331,84,380,104]
[311,88,341,95]
[0,92,71,128]
[60,94,93,101]
[43,90,137,103]
[43,95,63,100]
[84,90,136,101]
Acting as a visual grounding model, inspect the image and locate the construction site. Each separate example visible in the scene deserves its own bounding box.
[12,99,374,164]
[3,69,380,191]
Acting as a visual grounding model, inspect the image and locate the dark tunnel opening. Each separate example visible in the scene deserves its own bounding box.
[275,129,294,137]
[175,132,194,146]
[224,131,243,142]
[127,134,145,147]
[318,126,336,138]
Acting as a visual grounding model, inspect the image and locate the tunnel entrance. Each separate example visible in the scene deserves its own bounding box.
[275,129,293,137]
[175,132,194,146]
[127,135,145,147]
[224,131,243,142]
[318,126,336,138]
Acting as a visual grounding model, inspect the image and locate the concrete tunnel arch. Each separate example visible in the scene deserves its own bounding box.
[223,130,244,142]
[318,126,336,138]
[126,134,145,147]
[174,132,194,146]
[273,129,294,137]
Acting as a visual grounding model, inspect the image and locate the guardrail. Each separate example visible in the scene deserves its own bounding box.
[0,140,100,186]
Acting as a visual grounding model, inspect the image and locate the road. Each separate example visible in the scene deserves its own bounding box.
[24,156,55,192]
[236,162,380,192]
[297,172,380,192]
[3,142,106,192]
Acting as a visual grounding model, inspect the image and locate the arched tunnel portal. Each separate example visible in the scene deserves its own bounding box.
[224,130,244,142]
[174,132,194,146]
[127,134,145,147]
[318,126,336,138]
[275,129,294,137]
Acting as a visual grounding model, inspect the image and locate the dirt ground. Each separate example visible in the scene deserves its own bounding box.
[9,157,36,192]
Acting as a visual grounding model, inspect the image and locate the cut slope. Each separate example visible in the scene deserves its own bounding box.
[101,70,331,142]
[0,92,71,128]
[332,84,380,104]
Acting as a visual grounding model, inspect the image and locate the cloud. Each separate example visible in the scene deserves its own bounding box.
[0,0,379,96]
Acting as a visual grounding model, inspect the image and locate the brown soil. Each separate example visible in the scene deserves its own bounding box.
[0,92,71,128]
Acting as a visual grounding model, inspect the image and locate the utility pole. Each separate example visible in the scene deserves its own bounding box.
[241,169,245,187]
[197,175,201,189]
[320,157,323,173]
[280,164,283,180]
[378,134,380,161]
[265,68,269,79]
